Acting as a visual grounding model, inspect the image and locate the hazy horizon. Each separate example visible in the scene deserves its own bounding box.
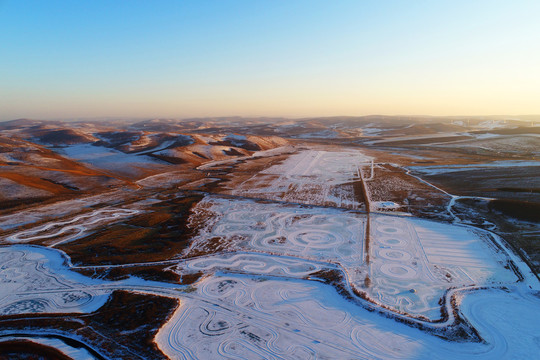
[3,113,540,124]
[2,0,540,121]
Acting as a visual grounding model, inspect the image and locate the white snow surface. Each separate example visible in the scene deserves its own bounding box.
[0,245,110,315]
[56,143,161,171]
[0,239,537,359]
[185,196,519,319]
[0,245,180,316]
[156,274,540,360]
[232,149,372,209]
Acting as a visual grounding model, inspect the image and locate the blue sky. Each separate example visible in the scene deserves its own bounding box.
[1,0,539,120]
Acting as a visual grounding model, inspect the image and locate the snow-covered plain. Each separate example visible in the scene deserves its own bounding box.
[156,274,540,360]
[232,150,372,209]
[56,143,163,174]
[156,275,429,359]
[0,245,110,315]
[185,196,518,319]
[0,245,182,317]
[0,241,537,359]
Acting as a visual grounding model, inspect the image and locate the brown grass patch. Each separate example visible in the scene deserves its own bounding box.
[0,172,70,195]
[76,264,182,284]
[0,340,73,360]
[0,291,177,360]
[59,195,203,265]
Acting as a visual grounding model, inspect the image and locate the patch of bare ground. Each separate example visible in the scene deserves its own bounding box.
[489,199,540,223]
[0,188,155,241]
[181,201,221,257]
[37,129,97,145]
[0,169,122,213]
[371,135,472,147]
[0,196,72,216]
[0,136,128,201]
[0,291,178,360]
[307,269,350,298]
[200,153,292,194]
[367,163,451,219]
[358,144,524,166]
[58,194,203,265]
[417,166,540,203]
[75,264,184,284]
[185,233,247,258]
[147,153,188,164]
[0,340,74,360]
[350,179,366,204]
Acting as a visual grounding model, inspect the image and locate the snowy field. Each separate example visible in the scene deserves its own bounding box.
[0,246,110,315]
[156,275,428,360]
[156,274,540,360]
[232,150,372,209]
[0,242,537,359]
[0,245,181,317]
[56,143,164,175]
[186,196,365,263]
[185,196,519,319]
[366,215,517,317]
